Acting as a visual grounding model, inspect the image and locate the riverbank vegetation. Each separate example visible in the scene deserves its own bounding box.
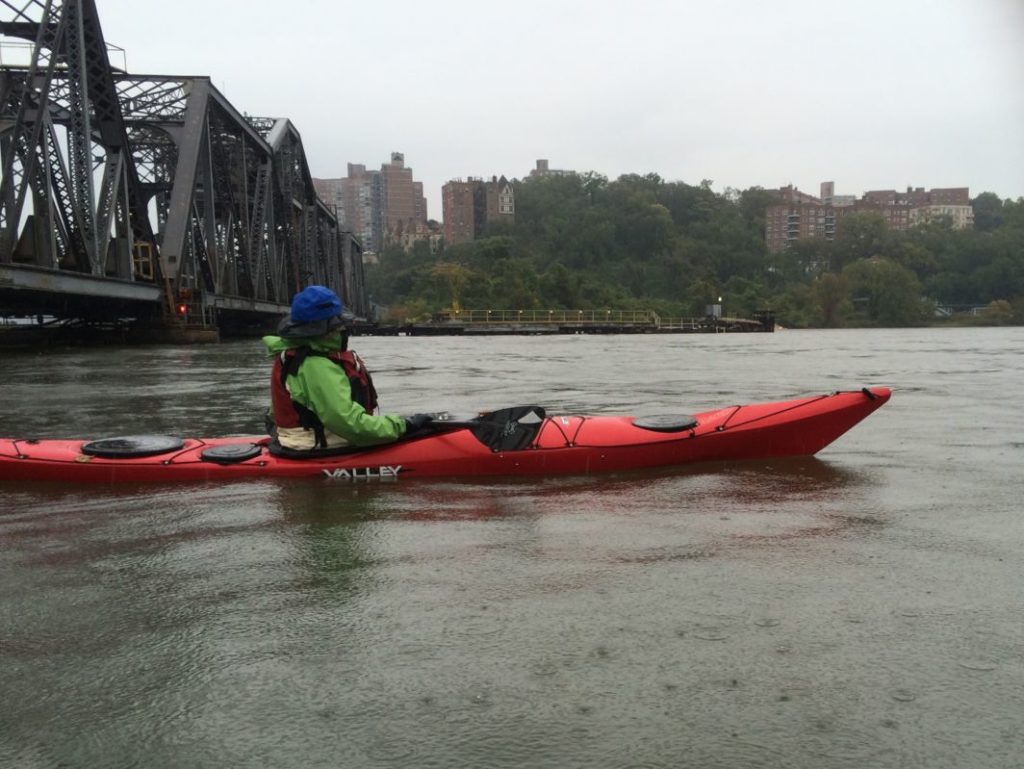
[366,174,1024,327]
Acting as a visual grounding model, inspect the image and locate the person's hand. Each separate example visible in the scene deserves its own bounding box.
[404,414,434,433]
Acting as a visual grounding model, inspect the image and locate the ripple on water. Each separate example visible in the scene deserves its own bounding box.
[2,330,1023,768]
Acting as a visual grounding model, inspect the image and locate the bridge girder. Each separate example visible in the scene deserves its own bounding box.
[0,0,363,328]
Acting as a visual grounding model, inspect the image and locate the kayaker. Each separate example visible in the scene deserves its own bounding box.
[263,285,432,452]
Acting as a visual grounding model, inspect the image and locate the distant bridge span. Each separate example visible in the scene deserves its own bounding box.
[0,0,366,336]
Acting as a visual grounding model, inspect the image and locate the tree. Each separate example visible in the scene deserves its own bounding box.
[814,273,851,327]
[979,300,1014,325]
[971,192,1005,232]
[723,276,768,319]
[539,263,580,308]
[843,258,928,326]
[430,262,472,311]
[1002,198,1024,230]
[773,284,817,328]
[738,187,781,230]
[784,238,831,279]
[831,212,891,271]
[613,201,674,262]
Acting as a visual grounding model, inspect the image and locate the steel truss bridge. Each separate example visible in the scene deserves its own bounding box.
[0,0,366,337]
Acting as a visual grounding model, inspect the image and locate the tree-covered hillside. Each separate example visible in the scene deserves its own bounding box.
[366,174,1024,327]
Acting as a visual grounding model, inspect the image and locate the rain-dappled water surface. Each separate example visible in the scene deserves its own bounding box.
[1,328,1022,769]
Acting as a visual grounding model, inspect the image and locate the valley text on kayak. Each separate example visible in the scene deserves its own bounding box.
[322,465,403,480]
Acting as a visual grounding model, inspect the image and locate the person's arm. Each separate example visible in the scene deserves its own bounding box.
[298,357,406,445]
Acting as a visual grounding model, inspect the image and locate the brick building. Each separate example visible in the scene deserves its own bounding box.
[765,182,973,252]
[313,152,428,255]
[442,181,476,245]
[380,152,428,243]
[313,164,383,254]
[442,176,515,245]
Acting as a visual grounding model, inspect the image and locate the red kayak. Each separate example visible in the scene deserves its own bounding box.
[0,388,890,484]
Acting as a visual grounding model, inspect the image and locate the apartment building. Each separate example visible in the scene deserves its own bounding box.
[910,203,974,229]
[380,152,428,242]
[313,152,428,255]
[313,165,382,254]
[441,176,515,245]
[862,186,973,230]
[527,159,573,178]
[442,181,476,245]
[765,182,973,252]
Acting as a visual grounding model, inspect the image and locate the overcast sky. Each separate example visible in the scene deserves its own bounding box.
[98,0,1023,220]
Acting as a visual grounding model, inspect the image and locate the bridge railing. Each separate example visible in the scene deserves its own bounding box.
[441,309,662,325]
[426,310,771,332]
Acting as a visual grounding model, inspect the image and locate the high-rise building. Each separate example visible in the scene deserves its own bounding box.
[441,176,515,245]
[313,166,381,254]
[313,152,428,255]
[442,181,476,246]
[342,163,383,254]
[380,152,428,242]
[312,177,344,212]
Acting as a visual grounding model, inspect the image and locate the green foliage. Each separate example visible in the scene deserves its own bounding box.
[813,273,851,327]
[364,174,1024,327]
[980,300,1015,325]
[772,284,817,328]
[830,213,891,271]
[842,258,929,326]
[972,192,1005,232]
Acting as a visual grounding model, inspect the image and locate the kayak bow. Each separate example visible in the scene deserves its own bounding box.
[0,388,891,484]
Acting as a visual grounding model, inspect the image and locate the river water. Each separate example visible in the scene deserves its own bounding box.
[1,328,1021,768]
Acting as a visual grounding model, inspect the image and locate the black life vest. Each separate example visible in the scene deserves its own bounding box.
[270,347,379,447]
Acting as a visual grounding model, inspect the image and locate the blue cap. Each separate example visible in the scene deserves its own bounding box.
[278,285,353,339]
[291,285,342,323]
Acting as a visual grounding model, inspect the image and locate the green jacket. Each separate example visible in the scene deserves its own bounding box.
[263,333,406,446]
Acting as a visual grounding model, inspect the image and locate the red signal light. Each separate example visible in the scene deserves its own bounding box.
[176,303,187,315]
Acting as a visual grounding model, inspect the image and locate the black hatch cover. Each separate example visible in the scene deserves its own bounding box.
[80,435,185,458]
[201,443,263,464]
[632,415,698,432]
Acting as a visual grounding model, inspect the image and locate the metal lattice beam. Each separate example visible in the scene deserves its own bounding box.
[0,0,366,327]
